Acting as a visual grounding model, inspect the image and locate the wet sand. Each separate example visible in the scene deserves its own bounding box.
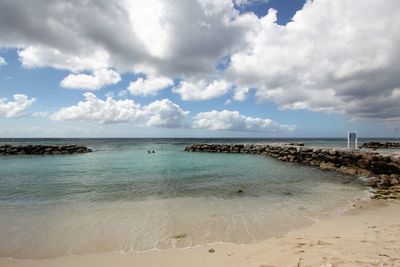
[1,199,399,267]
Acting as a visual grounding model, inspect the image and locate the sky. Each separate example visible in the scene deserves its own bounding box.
[0,0,399,138]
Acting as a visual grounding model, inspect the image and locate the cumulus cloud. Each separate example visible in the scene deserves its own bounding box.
[173,79,232,100]
[227,0,400,120]
[60,69,121,90]
[18,47,111,72]
[50,93,295,132]
[128,75,174,96]
[233,87,251,101]
[1,0,400,122]
[193,110,295,132]
[0,0,254,79]
[0,94,35,118]
[144,99,189,128]
[51,93,141,123]
[0,56,6,65]
[51,93,189,128]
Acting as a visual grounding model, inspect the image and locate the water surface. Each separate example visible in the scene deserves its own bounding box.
[0,138,376,259]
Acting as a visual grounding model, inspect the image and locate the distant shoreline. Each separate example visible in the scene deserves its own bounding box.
[1,137,400,140]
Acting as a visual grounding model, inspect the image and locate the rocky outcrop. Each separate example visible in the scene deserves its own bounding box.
[185,143,400,199]
[0,144,93,155]
[371,186,400,200]
[360,142,400,150]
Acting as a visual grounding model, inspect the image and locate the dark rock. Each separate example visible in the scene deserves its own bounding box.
[371,161,400,175]
[0,144,93,155]
[360,142,400,149]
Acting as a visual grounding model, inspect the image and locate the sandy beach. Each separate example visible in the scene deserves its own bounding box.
[1,199,399,267]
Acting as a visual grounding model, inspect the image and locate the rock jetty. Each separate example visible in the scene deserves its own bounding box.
[185,143,400,199]
[0,144,93,155]
[360,142,400,150]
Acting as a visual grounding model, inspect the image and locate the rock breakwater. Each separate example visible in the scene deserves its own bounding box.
[360,142,400,150]
[0,144,93,155]
[185,143,400,199]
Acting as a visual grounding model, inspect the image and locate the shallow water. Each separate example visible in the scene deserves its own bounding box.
[0,138,381,259]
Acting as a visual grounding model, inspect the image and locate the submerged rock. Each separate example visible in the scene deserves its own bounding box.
[172,233,187,240]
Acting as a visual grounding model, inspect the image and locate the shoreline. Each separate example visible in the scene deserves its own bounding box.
[1,199,399,267]
[0,190,369,261]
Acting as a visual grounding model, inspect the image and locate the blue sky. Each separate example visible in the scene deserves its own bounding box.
[0,0,399,138]
[236,0,306,24]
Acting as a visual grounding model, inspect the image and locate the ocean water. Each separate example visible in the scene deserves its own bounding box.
[0,138,391,259]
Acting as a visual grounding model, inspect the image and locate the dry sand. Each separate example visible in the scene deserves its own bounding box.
[1,200,399,267]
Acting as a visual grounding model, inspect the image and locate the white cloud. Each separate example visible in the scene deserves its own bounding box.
[173,79,232,100]
[0,56,6,65]
[128,75,174,96]
[143,99,189,128]
[0,0,254,79]
[51,94,293,132]
[234,0,269,7]
[124,0,169,59]
[227,0,400,120]
[60,69,121,90]
[233,87,251,101]
[1,0,400,122]
[51,93,189,128]
[51,93,139,123]
[0,94,35,118]
[18,47,111,72]
[193,110,295,132]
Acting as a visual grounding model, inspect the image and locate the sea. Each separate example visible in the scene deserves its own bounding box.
[0,138,397,259]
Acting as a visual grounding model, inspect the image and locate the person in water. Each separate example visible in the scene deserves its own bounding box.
[152,150,155,153]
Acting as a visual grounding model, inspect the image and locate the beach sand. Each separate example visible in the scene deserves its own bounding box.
[1,200,399,267]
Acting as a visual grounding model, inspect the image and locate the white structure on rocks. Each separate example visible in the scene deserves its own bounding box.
[347,131,358,150]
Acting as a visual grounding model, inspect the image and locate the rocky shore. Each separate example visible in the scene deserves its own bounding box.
[185,143,400,199]
[0,144,93,155]
[360,141,400,149]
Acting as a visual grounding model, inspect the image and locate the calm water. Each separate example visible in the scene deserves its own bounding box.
[0,138,393,259]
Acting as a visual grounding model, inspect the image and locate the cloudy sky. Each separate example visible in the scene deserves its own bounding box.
[0,0,399,138]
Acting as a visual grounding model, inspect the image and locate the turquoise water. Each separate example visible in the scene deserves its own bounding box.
[0,138,380,259]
